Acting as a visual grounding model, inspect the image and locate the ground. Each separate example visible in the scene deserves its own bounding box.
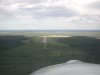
[0,32,100,75]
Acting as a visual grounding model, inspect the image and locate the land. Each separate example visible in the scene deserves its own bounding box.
[0,31,100,75]
[0,31,100,38]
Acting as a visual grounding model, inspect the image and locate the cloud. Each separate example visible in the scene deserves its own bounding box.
[68,15,100,24]
[84,0,100,15]
[89,1,100,10]
[0,0,79,19]
[32,7,79,18]
[15,14,33,19]
[0,0,100,30]
[0,0,44,4]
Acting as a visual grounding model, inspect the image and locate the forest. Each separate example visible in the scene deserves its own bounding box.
[0,35,100,75]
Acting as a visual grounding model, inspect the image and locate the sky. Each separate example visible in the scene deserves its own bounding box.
[0,0,100,30]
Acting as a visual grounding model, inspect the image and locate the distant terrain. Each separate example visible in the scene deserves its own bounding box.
[0,31,100,75]
[0,30,100,37]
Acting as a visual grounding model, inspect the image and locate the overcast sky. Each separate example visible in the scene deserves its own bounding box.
[0,0,100,30]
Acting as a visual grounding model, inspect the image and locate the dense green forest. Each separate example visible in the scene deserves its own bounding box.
[0,36,100,75]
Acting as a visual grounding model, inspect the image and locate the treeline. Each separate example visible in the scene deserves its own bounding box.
[0,36,28,52]
[58,36,100,63]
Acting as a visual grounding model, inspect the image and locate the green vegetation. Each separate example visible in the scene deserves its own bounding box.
[0,36,100,75]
